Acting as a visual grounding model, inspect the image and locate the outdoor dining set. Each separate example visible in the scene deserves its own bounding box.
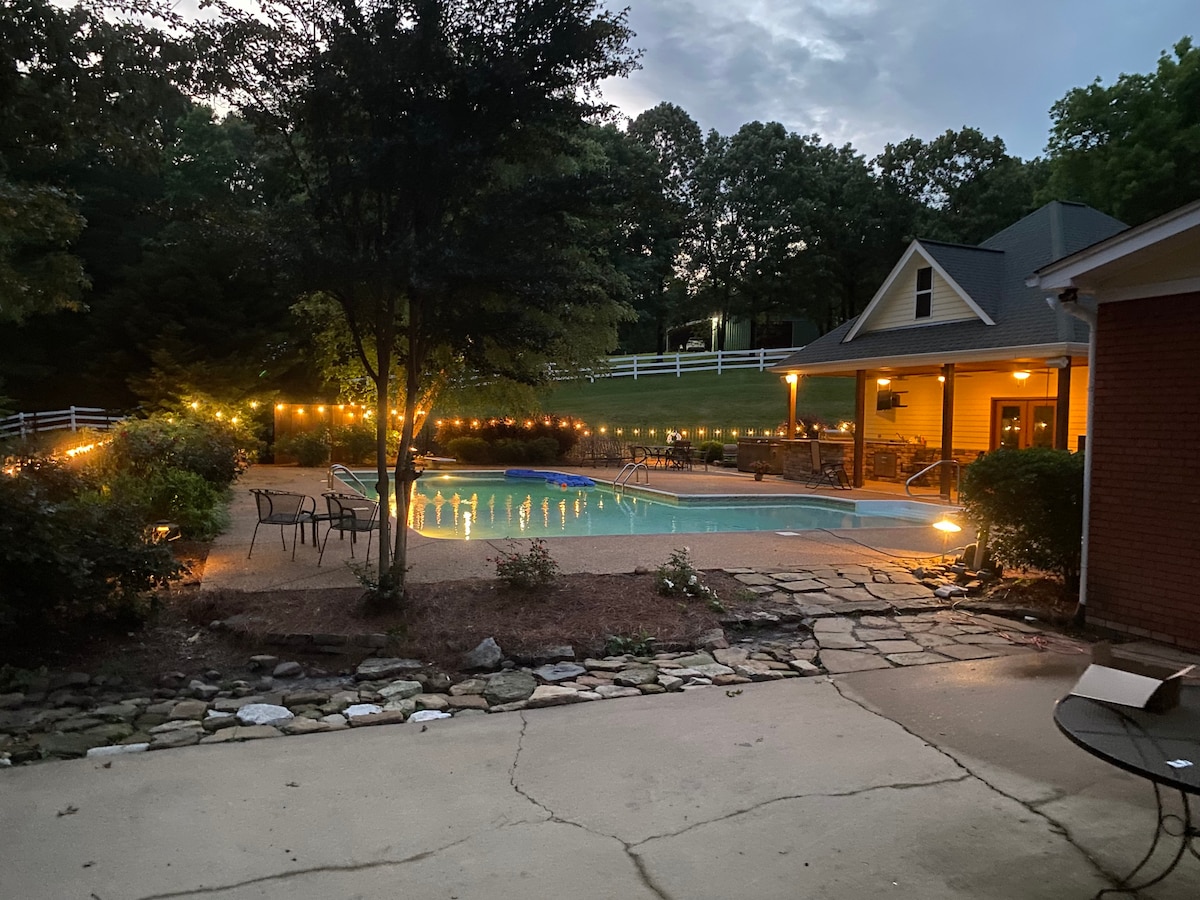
[247,488,381,565]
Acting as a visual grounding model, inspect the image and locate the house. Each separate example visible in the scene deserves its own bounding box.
[770,201,1126,491]
[1031,199,1200,651]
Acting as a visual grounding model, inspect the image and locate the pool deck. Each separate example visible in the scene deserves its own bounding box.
[208,464,963,594]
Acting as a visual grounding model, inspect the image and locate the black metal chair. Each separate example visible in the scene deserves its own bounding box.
[317,491,382,566]
[668,441,693,470]
[805,440,850,490]
[248,489,316,560]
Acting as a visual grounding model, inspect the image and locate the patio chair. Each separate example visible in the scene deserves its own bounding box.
[668,441,693,470]
[248,489,316,560]
[317,491,382,566]
[805,440,850,490]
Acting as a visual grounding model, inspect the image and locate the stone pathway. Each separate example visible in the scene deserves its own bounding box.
[0,563,1083,767]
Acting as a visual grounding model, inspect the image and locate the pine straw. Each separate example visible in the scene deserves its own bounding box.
[186,571,751,672]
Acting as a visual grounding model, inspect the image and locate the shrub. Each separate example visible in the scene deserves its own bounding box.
[491,438,530,464]
[528,436,560,464]
[489,539,559,590]
[444,436,491,464]
[0,459,180,645]
[960,448,1085,590]
[604,630,657,657]
[105,417,248,487]
[655,547,723,610]
[111,470,229,542]
[275,429,331,467]
[331,424,378,465]
[435,416,581,459]
[697,440,724,465]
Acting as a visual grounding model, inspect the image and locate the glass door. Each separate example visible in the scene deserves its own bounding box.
[992,400,1056,450]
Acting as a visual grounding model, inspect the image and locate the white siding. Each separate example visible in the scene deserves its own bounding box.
[860,254,977,334]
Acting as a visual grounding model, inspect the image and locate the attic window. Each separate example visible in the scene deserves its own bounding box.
[915,267,933,319]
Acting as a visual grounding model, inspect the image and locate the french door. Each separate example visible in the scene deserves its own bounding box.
[991,399,1056,450]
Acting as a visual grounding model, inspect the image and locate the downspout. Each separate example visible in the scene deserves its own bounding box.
[1055,288,1095,625]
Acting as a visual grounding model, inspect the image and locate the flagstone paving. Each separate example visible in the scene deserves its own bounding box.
[0,562,1081,767]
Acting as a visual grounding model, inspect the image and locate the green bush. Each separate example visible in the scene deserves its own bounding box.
[492,438,530,464]
[275,429,331,467]
[435,416,580,459]
[331,424,376,465]
[105,417,249,487]
[528,436,560,464]
[697,440,724,464]
[444,436,491,463]
[111,470,230,541]
[960,448,1085,589]
[0,459,180,645]
[489,539,559,590]
[655,547,723,610]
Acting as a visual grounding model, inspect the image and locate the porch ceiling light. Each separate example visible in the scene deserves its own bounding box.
[1013,371,1031,382]
[877,378,891,387]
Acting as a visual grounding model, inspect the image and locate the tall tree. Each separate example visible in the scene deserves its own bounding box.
[875,127,1045,245]
[623,102,702,353]
[194,0,638,602]
[1044,36,1200,224]
[0,0,189,324]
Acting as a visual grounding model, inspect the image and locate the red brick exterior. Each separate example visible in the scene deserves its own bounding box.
[1088,293,1200,649]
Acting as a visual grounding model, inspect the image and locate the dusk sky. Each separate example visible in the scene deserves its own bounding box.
[599,0,1196,160]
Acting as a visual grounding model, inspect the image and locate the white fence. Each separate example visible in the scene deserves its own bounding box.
[556,346,803,381]
[0,406,127,439]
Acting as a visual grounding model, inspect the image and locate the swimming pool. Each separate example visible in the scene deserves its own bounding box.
[349,471,945,541]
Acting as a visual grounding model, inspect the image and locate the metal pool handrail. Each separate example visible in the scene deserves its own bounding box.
[328,464,371,497]
[905,459,961,504]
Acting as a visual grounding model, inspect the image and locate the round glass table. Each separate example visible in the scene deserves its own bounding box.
[1055,685,1200,896]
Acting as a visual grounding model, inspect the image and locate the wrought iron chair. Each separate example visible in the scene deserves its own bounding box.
[248,489,316,560]
[668,440,693,470]
[804,440,850,490]
[317,491,382,566]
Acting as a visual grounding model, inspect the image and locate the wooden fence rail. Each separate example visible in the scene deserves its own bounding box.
[551,346,802,381]
[0,407,127,438]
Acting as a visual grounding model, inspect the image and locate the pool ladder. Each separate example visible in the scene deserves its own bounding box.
[328,464,371,497]
[614,461,649,489]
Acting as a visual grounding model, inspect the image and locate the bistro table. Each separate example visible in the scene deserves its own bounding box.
[1054,685,1200,897]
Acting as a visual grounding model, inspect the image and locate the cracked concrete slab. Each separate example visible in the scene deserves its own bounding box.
[2,656,1193,899]
[508,680,958,847]
[635,778,1107,899]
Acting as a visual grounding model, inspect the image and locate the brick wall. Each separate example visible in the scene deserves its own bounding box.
[1087,293,1200,649]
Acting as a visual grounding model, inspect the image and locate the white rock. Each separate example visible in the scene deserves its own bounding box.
[344,703,384,719]
[320,714,348,727]
[235,703,295,727]
[86,743,149,757]
[408,710,452,722]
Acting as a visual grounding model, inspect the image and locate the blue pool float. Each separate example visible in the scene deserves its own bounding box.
[505,469,595,488]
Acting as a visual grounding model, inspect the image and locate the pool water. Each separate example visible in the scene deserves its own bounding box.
[357,472,941,541]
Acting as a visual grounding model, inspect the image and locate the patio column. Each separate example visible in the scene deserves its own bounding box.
[853,370,866,488]
[940,364,955,500]
[1055,360,1072,450]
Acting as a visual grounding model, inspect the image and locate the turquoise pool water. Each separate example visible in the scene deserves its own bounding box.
[353,471,941,541]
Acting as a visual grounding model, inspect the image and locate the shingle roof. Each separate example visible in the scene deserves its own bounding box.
[774,201,1127,372]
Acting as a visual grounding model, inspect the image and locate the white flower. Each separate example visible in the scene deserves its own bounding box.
[688,575,697,585]
[663,578,674,589]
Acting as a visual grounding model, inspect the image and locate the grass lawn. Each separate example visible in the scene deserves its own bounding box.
[534,370,855,433]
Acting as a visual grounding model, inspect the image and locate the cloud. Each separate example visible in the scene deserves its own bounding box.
[603,0,1196,160]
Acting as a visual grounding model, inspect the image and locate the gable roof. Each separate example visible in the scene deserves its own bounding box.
[842,241,998,341]
[774,201,1127,374]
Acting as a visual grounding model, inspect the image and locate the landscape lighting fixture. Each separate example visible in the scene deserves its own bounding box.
[932,517,962,563]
